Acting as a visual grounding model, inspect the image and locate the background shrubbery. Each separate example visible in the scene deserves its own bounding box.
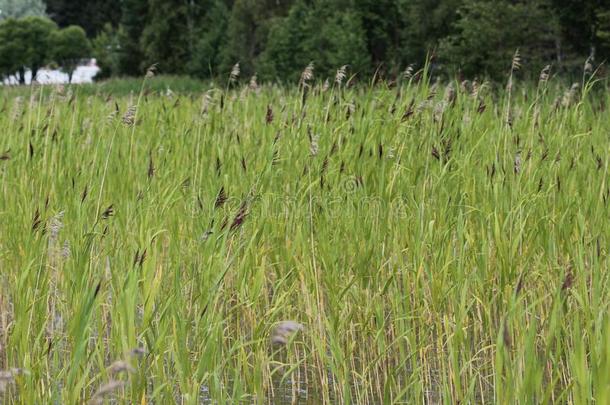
[83,0,610,82]
[0,15,89,83]
[1,0,610,82]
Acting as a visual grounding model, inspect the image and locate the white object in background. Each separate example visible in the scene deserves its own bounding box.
[2,59,100,85]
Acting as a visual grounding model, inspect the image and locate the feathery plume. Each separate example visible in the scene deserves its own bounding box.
[403,64,415,80]
[122,105,137,127]
[270,321,303,345]
[539,65,551,85]
[511,49,522,72]
[0,368,27,393]
[61,240,71,259]
[90,380,125,404]
[428,77,440,100]
[471,80,480,99]
[300,62,315,88]
[562,83,580,107]
[108,360,135,375]
[107,101,119,122]
[584,56,594,76]
[443,83,456,105]
[514,151,522,174]
[322,79,330,92]
[460,80,471,93]
[335,65,348,86]
[48,211,64,246]
[229,63,240,84]
[129,347,147,357]
[309,133,319,157]
[145,64,157,79]
[10,97,23,121]
[201,91,214,115]
[248,74,259,92]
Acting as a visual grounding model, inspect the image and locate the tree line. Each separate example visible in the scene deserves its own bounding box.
[2,0,610,83]
[0,15,90,83]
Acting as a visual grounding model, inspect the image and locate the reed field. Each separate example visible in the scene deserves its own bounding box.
[0,64,609,404]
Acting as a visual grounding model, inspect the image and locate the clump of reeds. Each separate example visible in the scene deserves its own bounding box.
[335,65,348,87]
[539,65,551,87]
[90,349,143,404]
[584,55,593,77]
[122,105,137,126]
[10,97,23,121]
[443,83,456,105]
[307,125,319,157]
[562,83,580,107]
[108,360,136,375]
[505,49,521,126]
[249,74,259,93]
[507,49,521,93]
[229,62,240,86]
[403,64,415,81]
[322,79,330,92]
[200,90,214,115]
[90,380,125,404]
[0,368,28,393]
[47,211,64,267]
[300,62,315,89]
[145,63,157,79]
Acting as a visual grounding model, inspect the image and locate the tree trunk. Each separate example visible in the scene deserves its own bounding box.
[18,67,25,85]
[555,35,562,64]
[31,67,39,84]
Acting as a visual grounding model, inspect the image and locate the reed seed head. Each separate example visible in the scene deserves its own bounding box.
[271,320,303,345]
[229,63,240,83]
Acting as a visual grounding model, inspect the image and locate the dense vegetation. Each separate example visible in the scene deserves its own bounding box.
[53,0,610,80]
[0,16,90,83]
[2,0,610,82]
[0,62,609,403]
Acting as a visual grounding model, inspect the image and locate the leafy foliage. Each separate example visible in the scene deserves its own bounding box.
[44,0,120,36]
[20,16,58,78]
[0,0,46,19]
[36,0,610,81]
[50,25,91,81]
[0,18,27,81]
[440,0,559,79]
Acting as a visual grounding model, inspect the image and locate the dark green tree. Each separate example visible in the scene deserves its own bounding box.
[551,0,599,58]
[259,0,370,82]
[187,0,231,78]
[440,0,559,79]
[355,0,401,69]
[118,0,148,76]
[305,1,370,79]
[598,7,610,56]
[20,0,610,82]
[0,16,58,83]
[45,0,121,36]
[220,0,295,78]
[0,18,27,82]
[21,16,58,81]
[397,0,464,66]
[140,0,191,74]
[50,25,91,82]
[92,23,122,79]
[257,0,310,81]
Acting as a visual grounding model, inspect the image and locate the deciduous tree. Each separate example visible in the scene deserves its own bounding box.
[51,25,91,82]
